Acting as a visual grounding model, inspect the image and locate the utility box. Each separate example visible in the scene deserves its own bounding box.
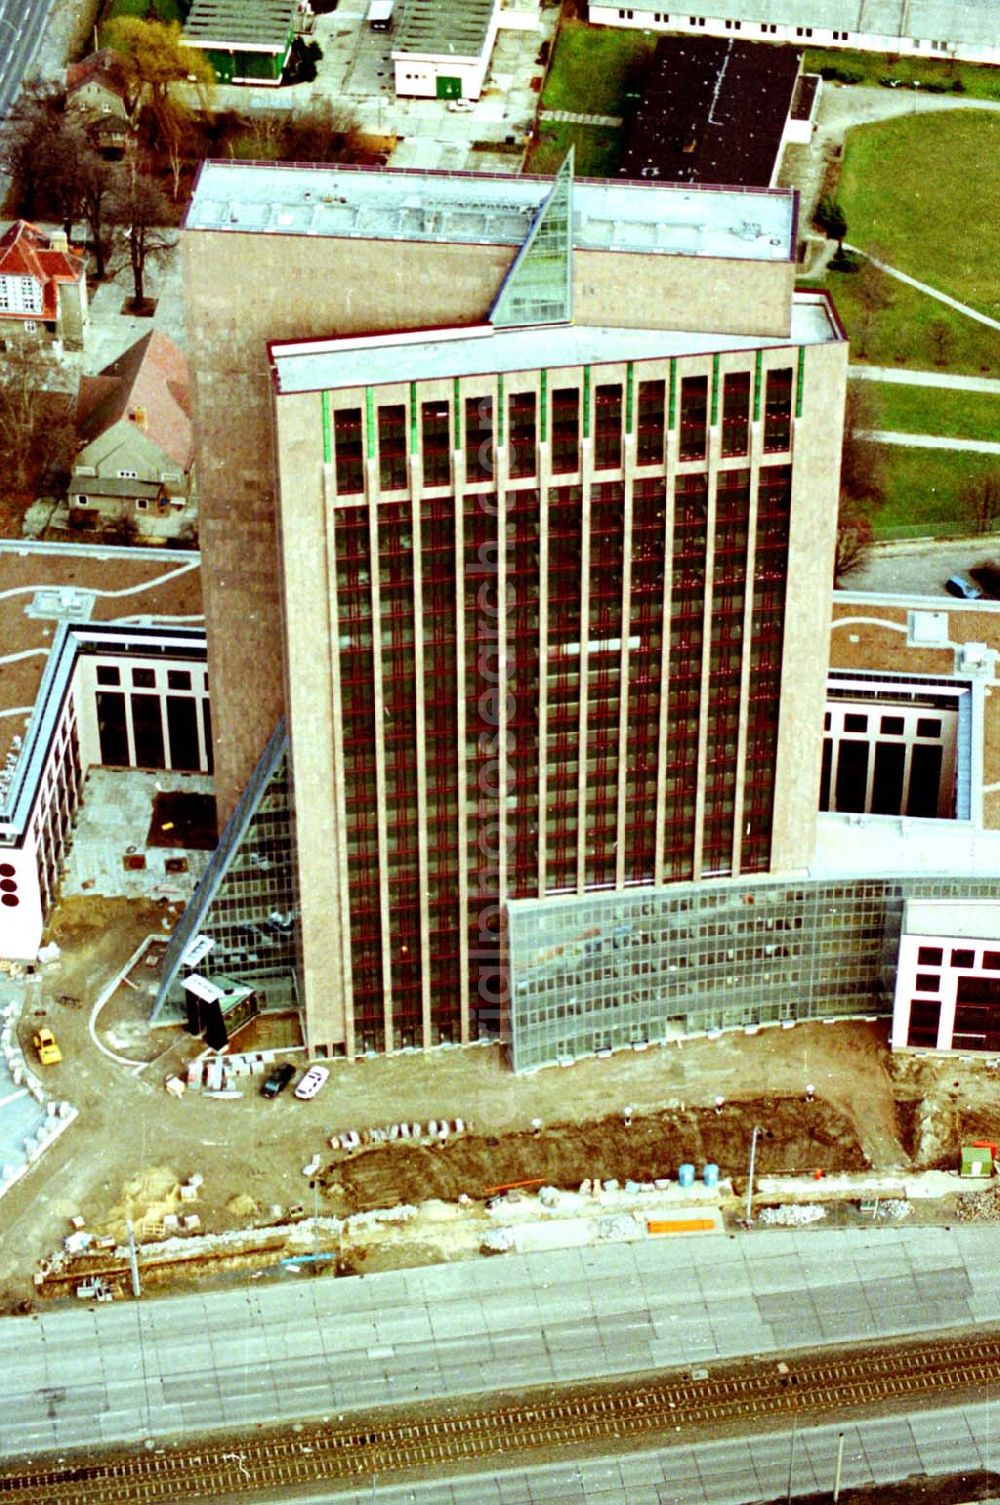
[960,1144,995,1178]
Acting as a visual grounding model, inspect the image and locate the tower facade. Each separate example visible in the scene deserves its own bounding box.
[183,158,848,1057]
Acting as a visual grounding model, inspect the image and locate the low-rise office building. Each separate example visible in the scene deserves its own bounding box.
[588,1,1000,67]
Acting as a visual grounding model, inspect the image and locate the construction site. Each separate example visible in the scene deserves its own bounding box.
[3,884,1000,1314]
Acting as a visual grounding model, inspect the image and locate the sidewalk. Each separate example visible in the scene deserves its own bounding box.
[859,428,1000,455]
[846,243,1000,332]
[851,365,1000,394]
[539,108,623,126]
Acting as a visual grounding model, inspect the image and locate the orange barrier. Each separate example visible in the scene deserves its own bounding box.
[483,1177,546,1197]
[646,1218,716,1235]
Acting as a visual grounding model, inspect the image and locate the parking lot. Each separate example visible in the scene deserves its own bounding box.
[202,0,557,173]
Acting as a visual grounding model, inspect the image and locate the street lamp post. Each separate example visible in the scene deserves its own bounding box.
[745,1124,769,1226]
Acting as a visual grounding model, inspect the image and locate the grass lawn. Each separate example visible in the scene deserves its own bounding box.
[804,46,1000,99]
[864,443,1000,534]
[101,0,187,24]
[858,382,1000,444]
[837,111,1000,319]
[814,261,1000,376]
[540,20,657,116]
[526,121,623,178]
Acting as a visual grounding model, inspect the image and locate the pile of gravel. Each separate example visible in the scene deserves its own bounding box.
[955,1185,1000,1222]
[757,1203,826,1226]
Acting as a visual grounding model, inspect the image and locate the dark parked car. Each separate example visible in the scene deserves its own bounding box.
[260,1062,296,1098]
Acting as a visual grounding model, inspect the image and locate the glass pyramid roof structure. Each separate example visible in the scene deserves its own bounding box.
[490,149,574,329]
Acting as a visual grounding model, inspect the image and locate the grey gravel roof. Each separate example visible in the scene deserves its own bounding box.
[184,0,297,51]
[185,161,796,262]
[392,0,497,59]
[616,0,999,45]
[269,294,842,393]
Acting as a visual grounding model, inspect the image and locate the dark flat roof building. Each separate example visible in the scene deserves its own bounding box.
[618,36,802,188]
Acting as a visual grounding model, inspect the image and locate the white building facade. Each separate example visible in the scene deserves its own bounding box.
[587,2,1000,67]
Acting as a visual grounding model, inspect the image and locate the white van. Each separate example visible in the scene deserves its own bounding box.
[367,0,393,30]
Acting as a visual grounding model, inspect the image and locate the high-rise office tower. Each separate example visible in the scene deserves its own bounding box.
[181,156,847,1058]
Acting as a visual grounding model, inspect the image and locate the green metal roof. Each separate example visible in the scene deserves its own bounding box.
[393,0,497,60]
[184,0,297,51]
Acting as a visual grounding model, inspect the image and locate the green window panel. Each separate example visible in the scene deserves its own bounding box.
[365,387,375,459]
[583,366,590,439]
[625,362,634,433]
[753,351,763,422]
[321,391,331,464]
[796,347,806,418]
[711,354,720,426]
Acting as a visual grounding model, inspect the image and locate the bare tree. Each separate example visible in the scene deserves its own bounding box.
[293,98,360,161]
[853,255,893,361]
[76,148,123,281]
[928,317,957,367]
[834,501,874,584]
[961,471,1000,533]
[840,383,885,505]
[0,346,75,496]
[111,173,175,309]
[0,83,66,218]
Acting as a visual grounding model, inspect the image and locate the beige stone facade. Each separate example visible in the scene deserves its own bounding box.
[182,161,847,1057]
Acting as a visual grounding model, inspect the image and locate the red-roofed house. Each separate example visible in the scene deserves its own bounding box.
[0,221,88,350]
[65,49,135,156]
[71,329,196,539]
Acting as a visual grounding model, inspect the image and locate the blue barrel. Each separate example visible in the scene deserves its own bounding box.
[703,1163,719,1189]
[678,1163,695,1188]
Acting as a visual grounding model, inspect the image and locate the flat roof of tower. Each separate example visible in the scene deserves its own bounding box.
[269,292,841,394]
[185,160,796,262]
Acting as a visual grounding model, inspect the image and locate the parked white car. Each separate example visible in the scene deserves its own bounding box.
[294,1065,330,1100]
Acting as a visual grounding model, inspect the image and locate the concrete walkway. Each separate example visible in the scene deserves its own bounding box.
[859,429,1000,455]
[539,108,623,127]
[851,365,1000,394]
[845,243,1000,333]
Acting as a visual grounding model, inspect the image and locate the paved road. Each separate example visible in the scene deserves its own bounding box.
[851,365,1000,395]
[3,1223,1000,1459]
[0,0,51,120]
[859,429,1000,455]
[838,536,999,596]
[257,1401,1000,1503]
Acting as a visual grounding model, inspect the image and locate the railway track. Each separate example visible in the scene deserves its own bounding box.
[2,1329,998,1502]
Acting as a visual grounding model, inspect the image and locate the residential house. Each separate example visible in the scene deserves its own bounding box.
[65,49,134,157]
[71,329,196,539]
[0,222,88,351]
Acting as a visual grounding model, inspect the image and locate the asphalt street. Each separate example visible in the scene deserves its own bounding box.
[840,537,1000,597]
[0,0,51,120]
[3,1223,999,1460]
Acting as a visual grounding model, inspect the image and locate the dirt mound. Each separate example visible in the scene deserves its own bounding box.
[897,1097,1000,1169]
[45,894,169,945]
[326,1098,867,1214]
[105,1166,181,1240]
